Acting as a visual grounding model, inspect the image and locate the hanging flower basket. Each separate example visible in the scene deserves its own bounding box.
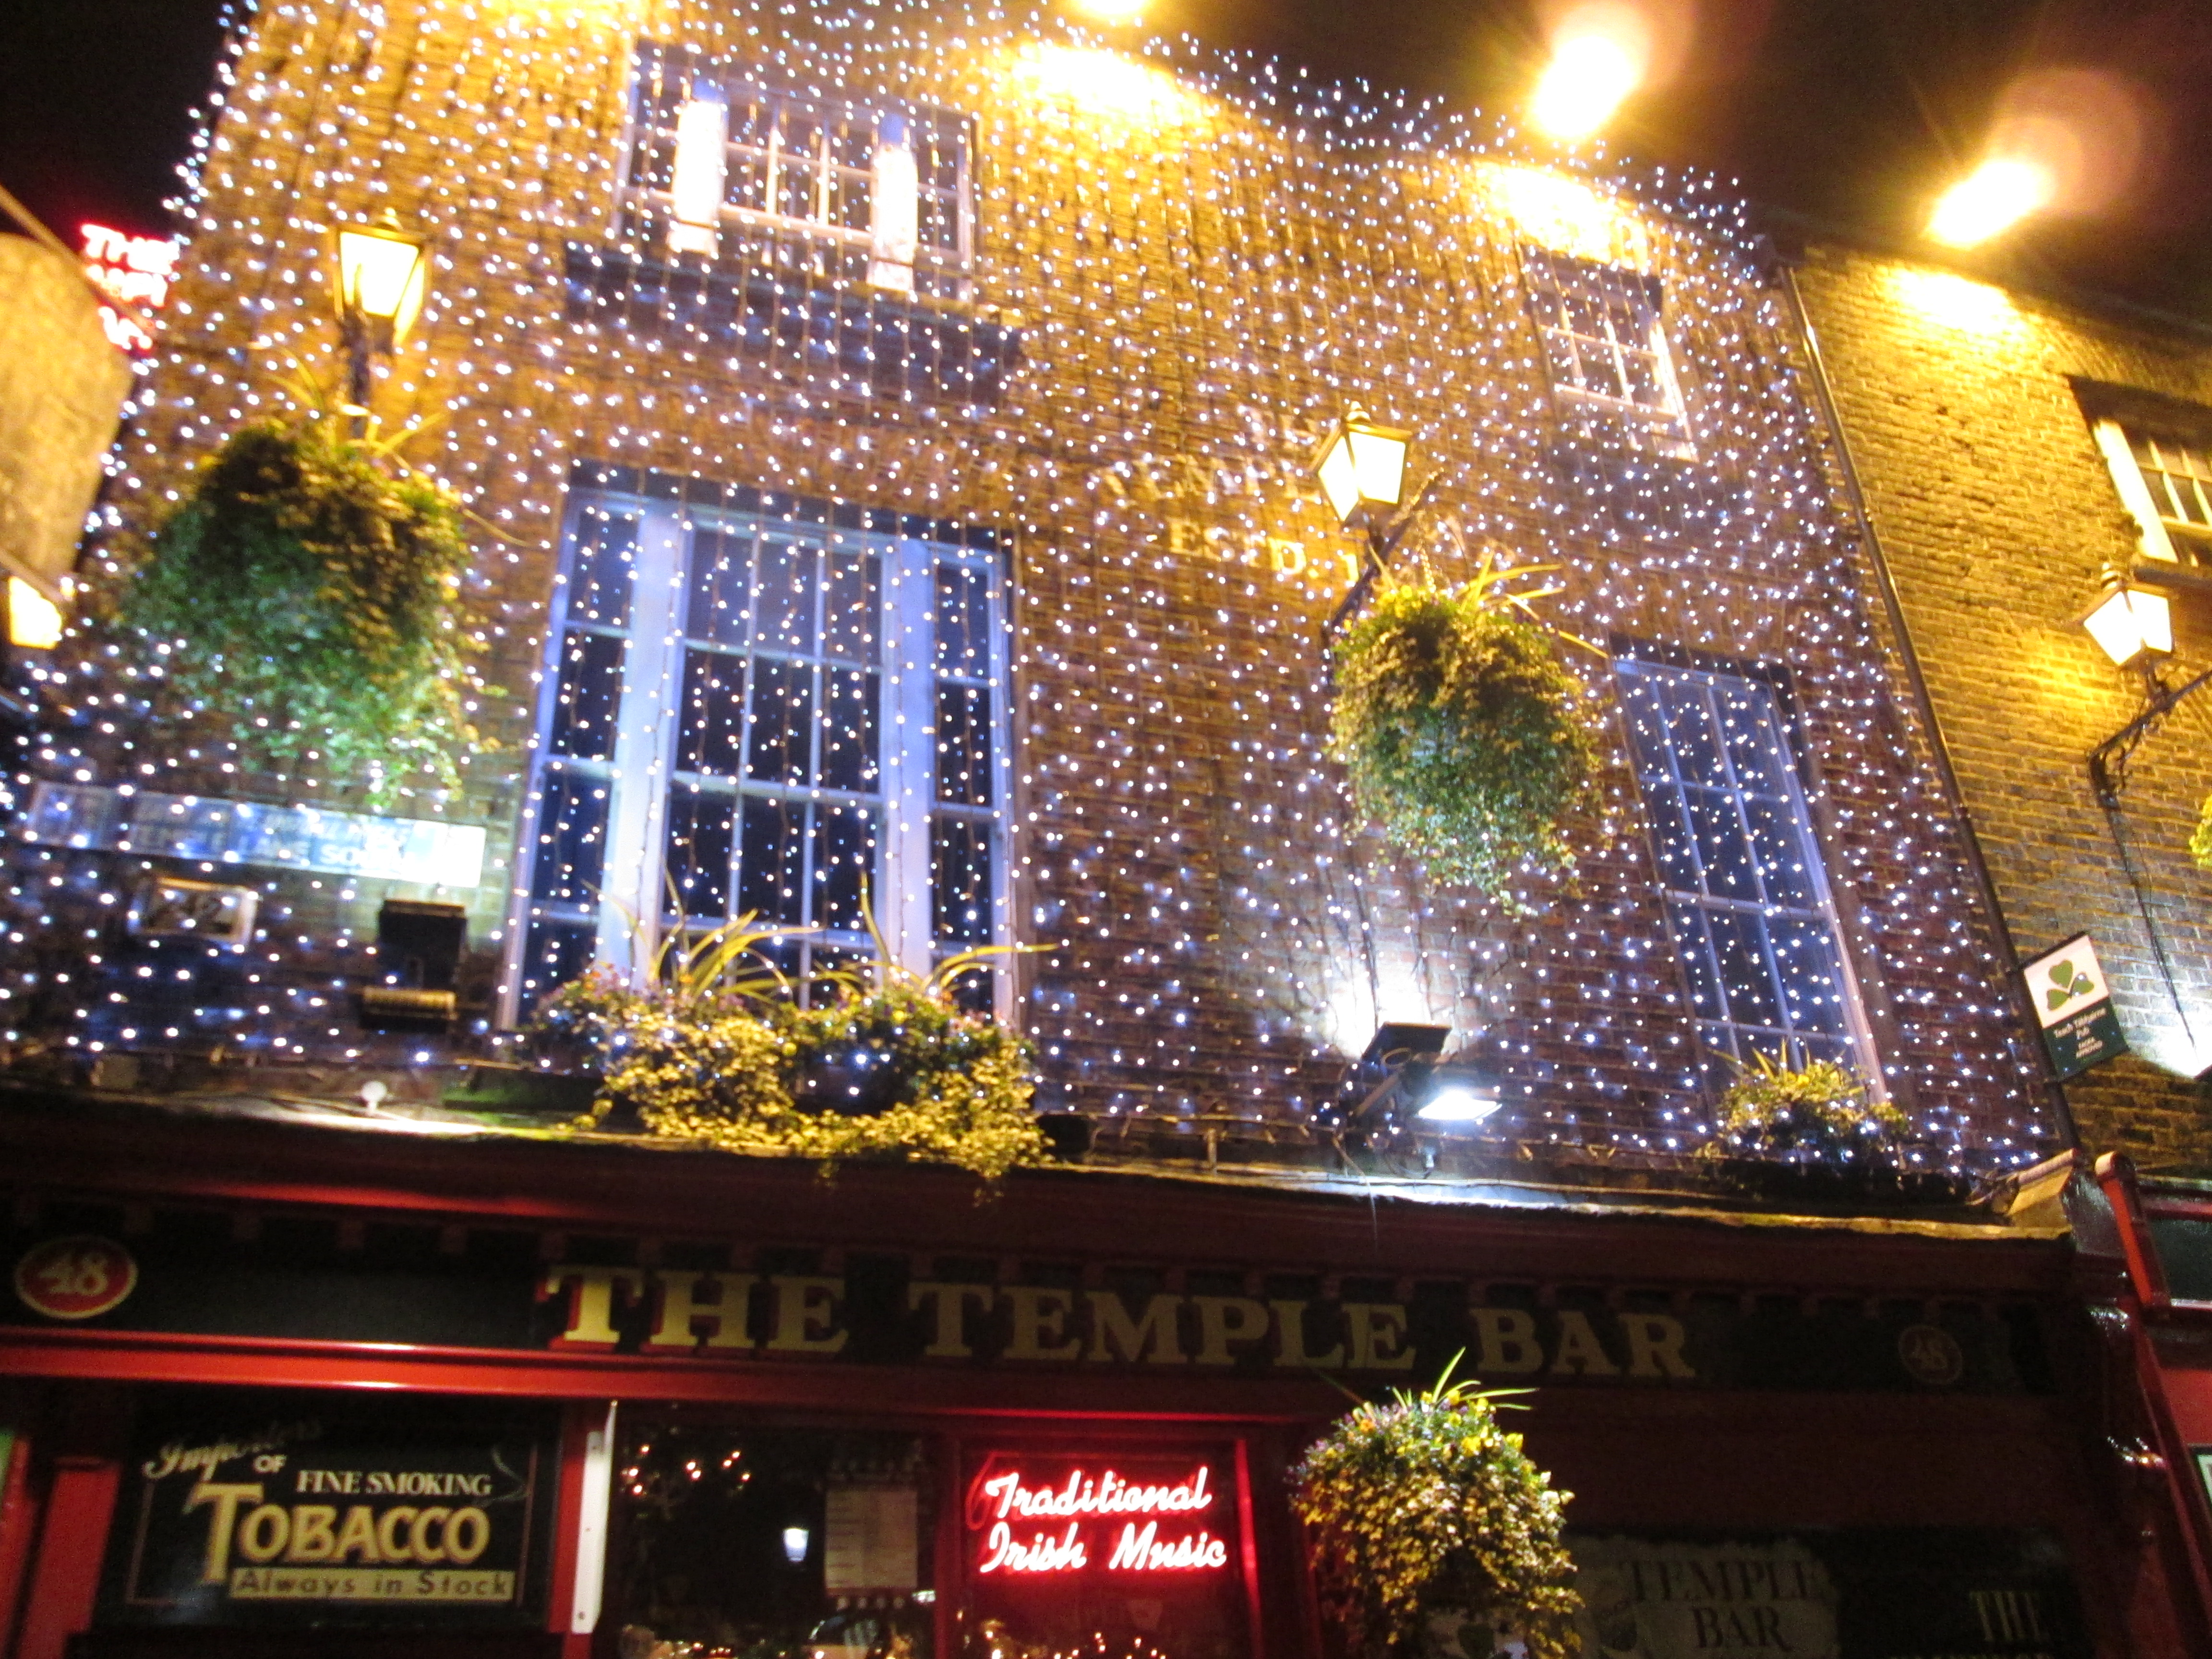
[1290,1363,1581,1659]
[1328,568,1597,909]
[111,400,484,805]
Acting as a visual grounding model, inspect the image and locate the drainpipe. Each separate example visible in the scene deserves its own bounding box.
[1775,258,2080,1151]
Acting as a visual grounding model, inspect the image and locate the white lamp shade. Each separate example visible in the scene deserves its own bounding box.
[336,219,430,341]
[1313,411,1411,528]
[2082,581,2173,667]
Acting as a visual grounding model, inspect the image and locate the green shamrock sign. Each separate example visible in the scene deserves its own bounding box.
[2045,959,2096,1010]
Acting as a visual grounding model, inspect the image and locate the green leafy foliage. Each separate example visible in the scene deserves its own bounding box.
[1702,1051,1908,1162]
[113,406,481,804]
[534,919,1049,1182]
[2191,793,2212,871]
[1290,1360,1580,1659]
[1328,572,1597,908]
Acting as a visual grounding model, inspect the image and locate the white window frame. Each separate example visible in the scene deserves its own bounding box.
[1521,246,1696,461]
[503,492,1014,1024]
[2093,418,2212,567]
[620,46,974,292]
[1614,653,1885,1095]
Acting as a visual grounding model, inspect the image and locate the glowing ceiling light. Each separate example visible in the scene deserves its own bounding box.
[1529,27,1644,141]
[1927,157,2054,248]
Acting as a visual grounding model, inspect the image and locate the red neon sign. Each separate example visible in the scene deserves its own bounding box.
[969,1465,1229,1575]
[79,223,181,354]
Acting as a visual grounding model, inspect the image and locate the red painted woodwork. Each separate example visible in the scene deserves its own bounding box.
[16,1456,117,1659]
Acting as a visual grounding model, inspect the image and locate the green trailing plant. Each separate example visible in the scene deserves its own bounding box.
[1701,1050,1908,1164]
[1328,556,1598,908]
[533,917,1049,1182]
[1289,1356,1580,1659]
[112,395,482,805]
[2191,793,2212,870]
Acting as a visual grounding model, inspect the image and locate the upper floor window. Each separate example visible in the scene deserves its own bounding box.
[625,46,974,301]
[1522,247,1694,459]
[1614,653,1879,1088]
[509,476,1010,1022]
[2092,418,2212,566]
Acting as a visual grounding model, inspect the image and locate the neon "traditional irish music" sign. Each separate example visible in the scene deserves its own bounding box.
[969,1464,1229,1575]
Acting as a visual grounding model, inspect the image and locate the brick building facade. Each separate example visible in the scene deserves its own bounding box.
[1790,241,2212,1166]
[6,5,2207,1657]
[16,0,2059,1180]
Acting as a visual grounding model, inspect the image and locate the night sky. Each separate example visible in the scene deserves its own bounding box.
[2,0,2210,313]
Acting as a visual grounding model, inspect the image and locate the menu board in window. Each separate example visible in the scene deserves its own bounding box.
[961,1447,1247,1659]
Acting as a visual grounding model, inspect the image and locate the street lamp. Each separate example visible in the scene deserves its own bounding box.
[2078,567,2172,670]
[333,210,430,413]
[1312,407,1434,640]
[1312,407,1410,531]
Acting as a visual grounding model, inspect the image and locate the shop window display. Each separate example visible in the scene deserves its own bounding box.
[958,1448,1247,1659]
[611,1424,936,1659]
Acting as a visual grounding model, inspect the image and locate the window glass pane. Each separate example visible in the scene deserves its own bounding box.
[934,563,991,676]
[1743,793,1816,907]
[779,121,821,217]
[609,1423,936,1659]
[755,538,821,655]
[824,548,880,664]
[935,684,992,808]
[1666,902,1726,1022]
[518,918,599,1016]
[738,796,805,925]
[820,667,880,793]
[676,649,747,777]
[747,659,815,785]
[1706,909,1783,1033]
[570,507,639,627]
[931,816,992,945]
[685,527,755,647]
[1643,785,1701,890]
[1683,788,1756,901]
[1770,916,1849,1035]
[1660,682,1727,785]
[529,768,611,904]
[550,629,625,761]
[816,804,875,933]
[665,783,735,918]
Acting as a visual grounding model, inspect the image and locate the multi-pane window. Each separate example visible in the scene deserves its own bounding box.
[623,46,973,300]
[510,483,1010,1020]
[1522,247,1694,458]
[1614,655,1877,1085]
[2129,430,2212,563]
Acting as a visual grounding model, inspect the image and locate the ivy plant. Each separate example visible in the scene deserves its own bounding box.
[1328,560,1598,909]
[1290,1358,1581,1659]
[535,919,1049,1182]
[113,403,482,805]
[2191,793,2212,870]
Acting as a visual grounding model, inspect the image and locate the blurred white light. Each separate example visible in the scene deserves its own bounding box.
[1927,158,2054,247]
[1416,1085,1500,1124]
[1529,26,1644,140]
[782,1525,810,1563]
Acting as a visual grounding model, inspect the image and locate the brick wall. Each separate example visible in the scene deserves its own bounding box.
[1793,244,2212,1168]
[36,0,2057,1170]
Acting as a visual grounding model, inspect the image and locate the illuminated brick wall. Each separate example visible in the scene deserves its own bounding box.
[69,0,2056,1169]
[1793,243,2212,1167]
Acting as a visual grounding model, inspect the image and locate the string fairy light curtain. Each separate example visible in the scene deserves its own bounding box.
[32,0,2060,1178]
